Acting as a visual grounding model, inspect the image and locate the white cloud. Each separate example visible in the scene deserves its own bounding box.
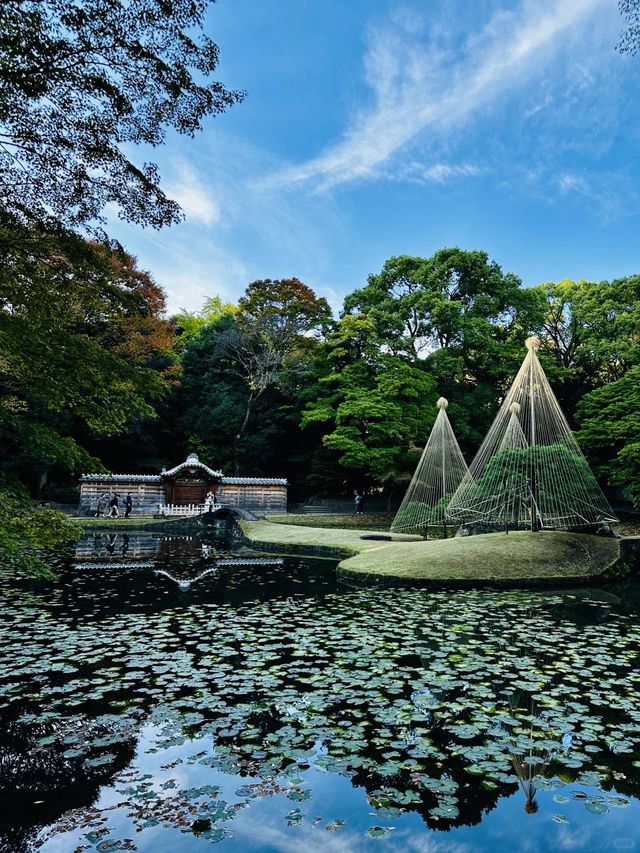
[558,173,590,194]
[232,815,474,853]
[108,132,346,315]
[397,162,485,184]
[266,0,611,191]
[164,161,221,225]
[553,169,639,222]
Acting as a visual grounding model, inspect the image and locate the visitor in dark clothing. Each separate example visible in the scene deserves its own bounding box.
[124,493,133,518]
[108,494,119,518]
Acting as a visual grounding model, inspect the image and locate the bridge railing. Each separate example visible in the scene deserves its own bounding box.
[158,503,206,516]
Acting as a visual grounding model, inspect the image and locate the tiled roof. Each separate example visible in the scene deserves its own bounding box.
[79,474,162,483]
[162,453,222,479]
[221,477,288,485]
[73,561,156,569]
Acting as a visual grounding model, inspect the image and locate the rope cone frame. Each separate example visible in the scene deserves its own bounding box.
[445,343,618,530]
[391,398,469,533]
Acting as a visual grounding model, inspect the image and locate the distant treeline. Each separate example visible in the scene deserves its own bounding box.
[4,246,637,511]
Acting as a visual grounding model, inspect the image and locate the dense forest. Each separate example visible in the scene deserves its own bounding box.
[3,245,638,515]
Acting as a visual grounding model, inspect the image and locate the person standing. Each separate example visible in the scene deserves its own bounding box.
[354,492,363,515]
[123,493,133,518]
[95,492,108,518]
[108,494,119,518]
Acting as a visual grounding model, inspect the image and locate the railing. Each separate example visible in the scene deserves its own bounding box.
[158,503,227,516]
[158,503,205,516]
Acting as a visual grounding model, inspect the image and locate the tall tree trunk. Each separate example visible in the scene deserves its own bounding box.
[234,389,255,475]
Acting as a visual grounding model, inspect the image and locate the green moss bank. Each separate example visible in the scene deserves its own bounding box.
[239,520,420,560]
[240,521,625,588]
[338,530,621,587]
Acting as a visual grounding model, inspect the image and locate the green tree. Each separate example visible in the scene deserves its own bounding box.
[175,315,300,478]
[0,474,80,577]
[345,249,544,453]
[301,314,438,502]
[217,278,331,468]
[174,279,331,478]
[576,366,640,508]
[345,249,537,359]
[535,276,640,416]
[173,296,238,356]
[0,0,244,231]
[0,231,175,488]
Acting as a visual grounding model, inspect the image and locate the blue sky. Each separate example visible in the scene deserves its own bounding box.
[108,0,640,316]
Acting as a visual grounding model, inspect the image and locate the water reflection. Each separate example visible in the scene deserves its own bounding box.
[1,548,640,852]
[76,531,229,564]
[154,559,284,592]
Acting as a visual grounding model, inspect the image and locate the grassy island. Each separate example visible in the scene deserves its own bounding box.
[240,521,622,587]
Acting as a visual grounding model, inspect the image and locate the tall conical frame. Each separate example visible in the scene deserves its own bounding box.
[446,338,618,530]
[391,397,469,534]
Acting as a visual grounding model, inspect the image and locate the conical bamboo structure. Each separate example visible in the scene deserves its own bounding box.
[446,338,618,530]
[391,398,469,533]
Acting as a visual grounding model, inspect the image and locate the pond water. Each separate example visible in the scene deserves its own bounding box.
[1,531,640,853]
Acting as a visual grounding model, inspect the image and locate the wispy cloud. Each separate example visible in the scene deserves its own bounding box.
[554,170,639,222]
[110,133,346,315]
[558,173,591,194]
[266,0,610,191]
[396,161,485,184]
[164,161,221,225]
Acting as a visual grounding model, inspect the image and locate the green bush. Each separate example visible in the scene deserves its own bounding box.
[0,475,80,577]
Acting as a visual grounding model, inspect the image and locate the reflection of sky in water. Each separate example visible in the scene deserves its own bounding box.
[2,547,640,853]
[38,723,640,852]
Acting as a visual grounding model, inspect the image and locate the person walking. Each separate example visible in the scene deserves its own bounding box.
[108,494,119,518]
[123,493,133,518]
[95,492,108,518]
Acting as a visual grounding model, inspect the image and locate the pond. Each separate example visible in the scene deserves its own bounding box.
[1,531,640,853]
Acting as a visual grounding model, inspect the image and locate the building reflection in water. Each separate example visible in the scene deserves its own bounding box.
[73,532,284,590]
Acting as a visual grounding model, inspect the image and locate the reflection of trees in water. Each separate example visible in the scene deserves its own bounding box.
[1,583,639,848]
[0,716,137,853]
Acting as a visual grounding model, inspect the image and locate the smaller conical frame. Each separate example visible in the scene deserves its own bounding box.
[391,398,469,533]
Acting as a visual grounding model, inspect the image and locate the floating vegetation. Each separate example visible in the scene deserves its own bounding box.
[1,558,640,851]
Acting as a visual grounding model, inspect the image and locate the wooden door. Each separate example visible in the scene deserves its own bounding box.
[174,481,206,505]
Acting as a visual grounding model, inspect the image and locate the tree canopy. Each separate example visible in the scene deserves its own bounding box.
[0,0,243,573]
[0,231,175,488]
[0,0,244,231]
[301,313,438,498]
[619,0,640,55]
[577,366,640,508]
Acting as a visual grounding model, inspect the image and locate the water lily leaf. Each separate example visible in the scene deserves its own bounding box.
[585,800,609,814]
[285,809,304,826]
[367,826,391,838]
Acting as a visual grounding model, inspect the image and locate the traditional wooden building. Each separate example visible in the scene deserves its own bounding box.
[79,453,288,515]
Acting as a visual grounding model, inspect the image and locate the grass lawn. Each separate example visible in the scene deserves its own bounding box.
[268,514,396,531]
[338,530,620,584]
[240,520,419,555]
[241,520,621,586]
